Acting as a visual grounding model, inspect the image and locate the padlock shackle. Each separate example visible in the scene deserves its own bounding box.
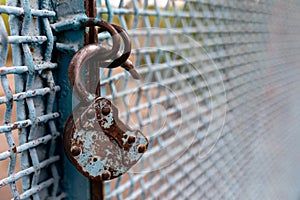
[98,24,132,69]
[82,19,121,60]
[68,21,133,102]
[69,44,106,102]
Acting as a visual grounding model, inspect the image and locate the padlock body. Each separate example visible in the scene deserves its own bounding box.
[63,97,148,181]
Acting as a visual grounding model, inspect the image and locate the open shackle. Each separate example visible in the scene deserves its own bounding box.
[63,19,149,181]
[68,19,140,102]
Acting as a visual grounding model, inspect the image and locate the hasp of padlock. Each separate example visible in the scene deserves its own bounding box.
[64,97,148,181]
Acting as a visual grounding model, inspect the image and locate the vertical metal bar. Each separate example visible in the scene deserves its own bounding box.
[85,0,97,44]
[85,0,100,97]
[84,0,104,199]
[54,0,91,199]
[91,179,105,200]
[6,0,30,194]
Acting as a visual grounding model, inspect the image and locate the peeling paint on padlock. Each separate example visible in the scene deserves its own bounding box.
[63,97,149,181]
[63,21,148,181]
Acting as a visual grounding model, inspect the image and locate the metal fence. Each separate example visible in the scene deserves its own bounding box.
[1,0,300,199]
[0,0,63,198]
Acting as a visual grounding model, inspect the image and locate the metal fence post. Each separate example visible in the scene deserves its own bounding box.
[53,0,91,199]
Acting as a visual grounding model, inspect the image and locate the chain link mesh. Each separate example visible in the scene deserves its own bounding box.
[0,0,65,199]
[1,0,300,199]
[96,0,300,199]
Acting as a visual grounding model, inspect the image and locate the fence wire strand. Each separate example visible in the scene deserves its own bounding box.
[97,0,300,200]
[0,0,64,198]
[1,0,300,199]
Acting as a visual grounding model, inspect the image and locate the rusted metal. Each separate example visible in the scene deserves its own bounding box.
[84,1,102,197]
[63,97,149,181]
[68,22,139,102]
[98,24,131,69]
[90,178,104,200]
[68,43,112,102]
[84,0,97,44]
[63,18,148,184]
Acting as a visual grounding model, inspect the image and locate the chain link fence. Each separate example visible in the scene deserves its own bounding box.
[0,0,64,199]
[100,0,300,199]
[1,0,300,199]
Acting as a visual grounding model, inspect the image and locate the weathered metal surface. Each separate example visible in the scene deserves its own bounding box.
[1,0,300,199]
[64,97,148,181]
[53,0,90,197]
[0,0,63,198]
[66,22,138,102]
[63,20,148,182]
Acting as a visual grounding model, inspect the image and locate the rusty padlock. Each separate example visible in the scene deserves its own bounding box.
[63,20,148,181]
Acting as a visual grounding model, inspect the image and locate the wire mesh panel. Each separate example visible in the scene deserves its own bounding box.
[1,0,300,199]
[95,0,300,199]
[0,0,65,199]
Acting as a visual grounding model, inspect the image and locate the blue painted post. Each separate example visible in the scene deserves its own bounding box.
[53,0,91,199]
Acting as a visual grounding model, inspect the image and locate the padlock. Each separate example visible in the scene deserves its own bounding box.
[63,20,148,181]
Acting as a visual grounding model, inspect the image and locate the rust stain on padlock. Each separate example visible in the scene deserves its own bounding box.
[64,97,148,181]
[63,21,148,181]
